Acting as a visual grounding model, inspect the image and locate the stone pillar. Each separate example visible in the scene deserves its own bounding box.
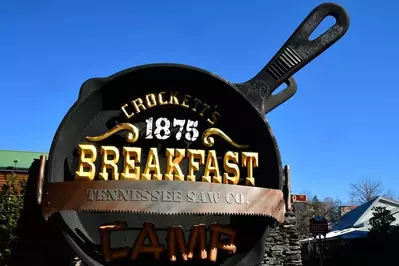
[262,211,303,266]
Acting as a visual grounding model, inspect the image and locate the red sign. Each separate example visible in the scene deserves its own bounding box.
[291,194,307,202]
[309,217,329,235]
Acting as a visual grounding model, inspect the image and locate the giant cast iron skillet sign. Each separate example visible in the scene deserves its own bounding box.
[41,3,349,266]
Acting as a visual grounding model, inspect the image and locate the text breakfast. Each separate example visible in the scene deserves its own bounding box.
[75,145,258,186]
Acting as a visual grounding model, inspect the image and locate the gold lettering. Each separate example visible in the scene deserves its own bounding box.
[187,149,205,182]
[223,151,240,185]
[169,92,179,105]
[180,94,192,108]
[121,147,141,180]
[142,147,162,180]
[209,224,237,262]
[199,103,211,116]
[158,92,168,105]
[99,146,120,180]
[165,148,186,181]
[75,144,97,181]
[132,98,147,113]
[202,150,221,183]
[74,142,258,186]
[99,222,129,261]
[120,103,134,119]
[207,110,220,125]
[242,152,258,186]
[131,222,164,260]
[191,98,202,112]
[145,93,157,108]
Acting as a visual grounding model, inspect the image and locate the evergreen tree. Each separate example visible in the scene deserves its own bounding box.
[0,173,26,265]
[369,206,396,234]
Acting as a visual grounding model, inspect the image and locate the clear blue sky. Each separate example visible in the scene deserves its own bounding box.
[1,0,398,203]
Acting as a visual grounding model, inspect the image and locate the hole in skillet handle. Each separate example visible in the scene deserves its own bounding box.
[269,3,349,83]
[308,15,337,41]
[263,77,297,114]
[291,3,350,57]
[235,3,349,113]
[262,3,349,114]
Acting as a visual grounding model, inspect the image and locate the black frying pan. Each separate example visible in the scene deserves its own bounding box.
[42,3,350,266]
[235,2,350,114]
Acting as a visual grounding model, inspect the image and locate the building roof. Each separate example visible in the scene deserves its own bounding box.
[300,196,399,243]
[332,197,379,231]
[333,196,399,231]
[0,150,48,170]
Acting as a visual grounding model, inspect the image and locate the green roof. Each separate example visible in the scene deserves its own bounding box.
[0,150,49,170]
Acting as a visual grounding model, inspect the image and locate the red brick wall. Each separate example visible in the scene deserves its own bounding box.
[0,171,28,191]
[339,205,357,217]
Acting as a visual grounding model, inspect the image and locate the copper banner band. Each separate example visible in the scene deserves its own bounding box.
[42,180,285,223]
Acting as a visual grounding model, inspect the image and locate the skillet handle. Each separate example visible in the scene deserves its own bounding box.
[241,3,350,99]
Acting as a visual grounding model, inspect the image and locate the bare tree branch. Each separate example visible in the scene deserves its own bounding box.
[383,189,396,200]
[349,180,383,204]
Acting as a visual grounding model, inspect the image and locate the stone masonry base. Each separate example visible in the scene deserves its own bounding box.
[261,211,303,266]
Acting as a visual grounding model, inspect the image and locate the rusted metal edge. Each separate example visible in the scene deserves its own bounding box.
[36,155,47,205]
[283,165,291,211]
[42,180,286,223]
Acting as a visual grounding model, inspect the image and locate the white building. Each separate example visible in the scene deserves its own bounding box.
[300,196,399,243]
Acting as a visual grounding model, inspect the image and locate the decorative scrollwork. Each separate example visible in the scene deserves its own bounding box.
[201,128,249,149]
[86,123,139,143]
